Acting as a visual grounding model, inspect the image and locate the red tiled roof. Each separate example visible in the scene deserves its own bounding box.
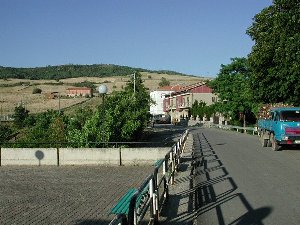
[67,87,92,90]
[157,85,183,91]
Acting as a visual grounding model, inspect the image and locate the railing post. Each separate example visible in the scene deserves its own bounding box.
[127,193,137,225]
[170,151,175,185]
[149,178,156,223]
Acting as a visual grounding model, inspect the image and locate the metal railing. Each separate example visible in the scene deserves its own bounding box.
[206,123,258,135]
[109,129,189,225]
[0,141,175,148]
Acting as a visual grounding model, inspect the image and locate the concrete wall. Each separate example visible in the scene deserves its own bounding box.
[59,148,120,166]
[1,148,58,166]
[120,147,170,165]
[0,147,171,166]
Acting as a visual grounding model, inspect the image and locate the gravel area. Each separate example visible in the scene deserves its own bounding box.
[0,165,153,225]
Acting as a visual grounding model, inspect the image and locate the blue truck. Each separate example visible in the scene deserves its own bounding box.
[257,107,300,151]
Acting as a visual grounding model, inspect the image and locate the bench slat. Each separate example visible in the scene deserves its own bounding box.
[110,188,137,215]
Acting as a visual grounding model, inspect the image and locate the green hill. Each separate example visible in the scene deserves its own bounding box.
[0,64,187,80]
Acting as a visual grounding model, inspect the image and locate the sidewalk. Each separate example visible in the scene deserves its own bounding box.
[160,132,195,225]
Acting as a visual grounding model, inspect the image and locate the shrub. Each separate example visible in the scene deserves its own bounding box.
[32,88,42,94]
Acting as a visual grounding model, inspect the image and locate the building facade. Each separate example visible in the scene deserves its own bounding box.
[163,83,218,123]
[66,87,92,97]
[149,86,182,116]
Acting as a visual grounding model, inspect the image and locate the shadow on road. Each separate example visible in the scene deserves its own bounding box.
[192,132,272,225]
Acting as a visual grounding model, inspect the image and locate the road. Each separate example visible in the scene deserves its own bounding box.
[192,127,300,225]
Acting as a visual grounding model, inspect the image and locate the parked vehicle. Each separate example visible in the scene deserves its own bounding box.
[257,107,300,151]
[152,114,171,124]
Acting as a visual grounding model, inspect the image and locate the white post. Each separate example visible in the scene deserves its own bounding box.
[133,72,136,94]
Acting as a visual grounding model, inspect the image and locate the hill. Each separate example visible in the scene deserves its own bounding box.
[0,65,210,116]
[0,64,190,80]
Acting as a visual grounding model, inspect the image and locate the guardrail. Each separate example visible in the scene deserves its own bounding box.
[109,129,189,225]
[206,123,258,135]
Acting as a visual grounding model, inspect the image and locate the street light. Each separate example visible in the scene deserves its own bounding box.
[98,84,108,104]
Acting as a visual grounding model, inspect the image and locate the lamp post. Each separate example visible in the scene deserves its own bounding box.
[98,84,108,104]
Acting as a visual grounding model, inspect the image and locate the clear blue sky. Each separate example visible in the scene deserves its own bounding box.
[0,0,272,77]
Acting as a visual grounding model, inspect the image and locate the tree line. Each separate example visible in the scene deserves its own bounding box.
[0,64,186,80]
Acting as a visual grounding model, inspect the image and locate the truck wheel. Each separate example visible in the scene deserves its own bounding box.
[267,139,272,147]
[262,139,268,147]
[259,130,268,147]
[271,134,280,151]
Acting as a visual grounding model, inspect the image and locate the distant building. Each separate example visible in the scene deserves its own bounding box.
[163,82,218,122]
[150,85,183,116]
[45,92,59,99]
[67,87,92,97]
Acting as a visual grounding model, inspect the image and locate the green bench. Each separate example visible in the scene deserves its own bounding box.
[110,184,150,215]
[110,188,137,215]
[153,159,164,167]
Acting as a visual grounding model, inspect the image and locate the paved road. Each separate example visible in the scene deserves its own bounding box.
[0,166,153,225]
[192,127,300,225]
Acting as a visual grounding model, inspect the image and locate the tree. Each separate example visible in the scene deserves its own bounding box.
[13,105,29,128]
[67,72,152,146]
[18,110,67,147]
[32,87,42,94]
[191,100,207,120]
[0,124,13,142]
[159,77,170,87]
[209,58,256,124]
[247,0,300,105]
[48,117,66,147]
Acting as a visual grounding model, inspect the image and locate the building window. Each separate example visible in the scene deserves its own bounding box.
[212,97,218,102]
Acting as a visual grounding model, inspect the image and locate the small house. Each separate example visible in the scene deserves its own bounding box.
[67,87,92,97]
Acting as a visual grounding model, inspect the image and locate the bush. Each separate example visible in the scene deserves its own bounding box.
[32,87,42,94]
[158,77,170,87]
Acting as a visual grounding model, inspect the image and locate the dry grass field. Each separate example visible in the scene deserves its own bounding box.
[0,72,208,115]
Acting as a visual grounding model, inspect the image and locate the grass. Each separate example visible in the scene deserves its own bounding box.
[0,72,207,115]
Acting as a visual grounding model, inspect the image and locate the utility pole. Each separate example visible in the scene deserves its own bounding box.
[133,72,136,95]
[58,93,61,113]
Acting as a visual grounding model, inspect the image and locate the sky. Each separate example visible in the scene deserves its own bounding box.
[0,0,273,77]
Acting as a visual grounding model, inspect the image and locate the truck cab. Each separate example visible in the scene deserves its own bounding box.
[258,107,300,150]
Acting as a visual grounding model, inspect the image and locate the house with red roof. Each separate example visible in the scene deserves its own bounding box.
[67,87,93,97]
[163,82,218,123]
[150,85,184,116]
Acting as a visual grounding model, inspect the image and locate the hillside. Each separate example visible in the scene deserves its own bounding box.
[0,64,190,80]
[0,67,209,116]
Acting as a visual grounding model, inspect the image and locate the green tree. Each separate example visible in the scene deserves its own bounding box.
[209,58,256,123]
[0,124,13,142]
[18,110,67,147]
[48,117,66,147]
[191,100,207,120]
[32,87,42,94]
[247,0,300,105]
[13,105,29,128]
[67,72,152,146]
[158,77,170,87]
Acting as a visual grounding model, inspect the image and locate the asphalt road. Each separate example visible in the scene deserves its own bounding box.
[191,127,300,225]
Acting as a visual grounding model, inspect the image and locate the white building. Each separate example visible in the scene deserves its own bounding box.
[149,86,182,116]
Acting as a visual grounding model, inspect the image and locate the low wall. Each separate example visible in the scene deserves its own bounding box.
[0,147,170,166]
[59,148,120,166]
[1,148,58,166]
[120,148,170,165]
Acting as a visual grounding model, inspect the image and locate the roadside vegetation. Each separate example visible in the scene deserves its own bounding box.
[0,72,151,147]
[207,0,300,126]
